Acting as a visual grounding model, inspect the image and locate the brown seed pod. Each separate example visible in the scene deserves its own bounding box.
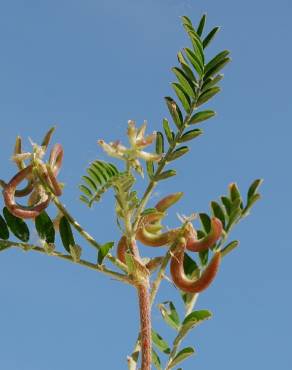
[186,217,223,252]
[49,143,64,176]
[3,165,50,219]
[155,192,183,212]
[170,237,222,293]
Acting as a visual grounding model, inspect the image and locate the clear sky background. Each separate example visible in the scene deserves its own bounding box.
[0,1,291,369]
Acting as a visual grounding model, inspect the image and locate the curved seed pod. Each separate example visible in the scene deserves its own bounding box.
[3,165,50,219]
[170,237,221,293]
[186,217,223,252]
[155,192,184,212]
[117,235,128,264]
[49,143,64,176]
[136,226,179,247]
[139,211,165,227]
[0,178,34,197]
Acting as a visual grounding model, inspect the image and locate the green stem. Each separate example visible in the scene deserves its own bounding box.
[0,240,132,284]
[165,294,198,370]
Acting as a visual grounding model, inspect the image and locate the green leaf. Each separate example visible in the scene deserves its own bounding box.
[79,195,90,206]
[242,194,261,217]
[146,161,154,179]
[163,118,174,144]
[152,349,162,370]
[172,83,191,113]
[189,110,216,124]
[247,179,263,200]
[181,16,193,28]
[156,132,164,154]
[197,87,221,106]
[203,26,220,48]
[188,31,204,64]
[79,184,93,198]
[165,97,183,129]
[3,207,29,242]
[227,198,242,229]
[184,48,204,76]
[35,211,55,244]
[229,183,243,207]
[172,67,196,99]
[205,50,230,75]
[210,201,226,228]
[197,14,207,36]
[199,213,211,233]
[179,129,203,142]
[152,330,171,354]
[183,252,200,278]
[168,347,195,368]
[178,310,212,341]
[168,146,189,161]
[199,248,209,266]
[158,301,180,330]
[221,196,232,216]
[155,170,176,181]
[204,57,231,80]
[82,175,97,191]
[221,240,239,257]
[0,215,9,240]
[59,216,75,253]
[201,74,224,92]
[177,52,198,84]
[98,241,114,265]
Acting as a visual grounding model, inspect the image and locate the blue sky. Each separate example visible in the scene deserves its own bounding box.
[0,1,291,369]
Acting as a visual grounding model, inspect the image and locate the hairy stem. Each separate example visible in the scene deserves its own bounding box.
[137,283,152,370]
[0,240,131,284]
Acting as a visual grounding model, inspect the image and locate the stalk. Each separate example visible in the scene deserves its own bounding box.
[137,283,152,370]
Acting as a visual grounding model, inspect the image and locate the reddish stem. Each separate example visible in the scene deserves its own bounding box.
[137,283,151,370]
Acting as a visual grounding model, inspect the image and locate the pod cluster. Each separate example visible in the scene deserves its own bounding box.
[1,128,64,219]
[117,192,223,293]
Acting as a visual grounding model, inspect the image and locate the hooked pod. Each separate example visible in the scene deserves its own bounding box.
[170,237,221,293]
[135,192,184,247]
[2,142,64,219]
[186,217,223,252]
[3,165,51,219]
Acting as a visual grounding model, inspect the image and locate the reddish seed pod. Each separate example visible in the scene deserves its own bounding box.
[3,165,50,219]
[186,217,223,252]
[49,143,64,176]
[155,192,183,212]
[170,238,221,293]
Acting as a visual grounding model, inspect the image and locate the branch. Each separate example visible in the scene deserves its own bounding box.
[0,240,132,285]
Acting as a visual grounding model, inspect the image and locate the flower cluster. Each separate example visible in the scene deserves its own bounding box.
[98,120,162,176]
